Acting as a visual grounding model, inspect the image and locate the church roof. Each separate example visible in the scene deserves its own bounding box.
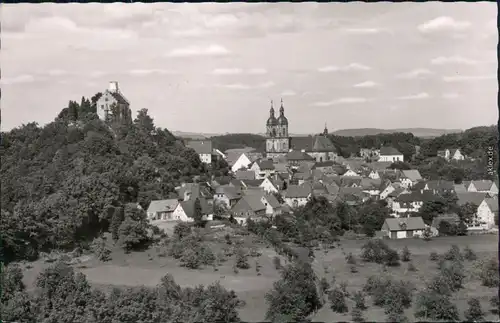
[312,136,337,152]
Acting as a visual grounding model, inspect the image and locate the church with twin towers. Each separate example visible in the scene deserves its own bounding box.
[265,99,339,162]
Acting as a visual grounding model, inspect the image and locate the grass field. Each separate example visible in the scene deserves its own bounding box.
[19,233,498,322]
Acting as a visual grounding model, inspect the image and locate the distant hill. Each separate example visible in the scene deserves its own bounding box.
[332,128,462,138]
[172,131,224,139]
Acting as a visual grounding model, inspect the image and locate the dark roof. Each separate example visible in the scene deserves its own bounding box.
[110,91,129,105]
[312,136,337,152]
[384,217,426,231]
[241,179,265,187]
[255,159,275,170]
[471,180,494,191]
[212,176,232,186]
[176,183,214,200]
[231,195,266,213]
[395,191,439,202]
[180,198,212,218]
[186,140,213,155]
[264,194,281,208]
[401,170,422,182]
[456,192,487,206]
[379,146,402,156]
[285,150,315,161]
[289,136,315,152]
[235,170,256,180]
[147,199,179,214]
[485,197,498,212]
[230,179,245,188]
[294,172,313,180]
[284,184,312,198]
[315,160,335,168]
[215,185,242,200]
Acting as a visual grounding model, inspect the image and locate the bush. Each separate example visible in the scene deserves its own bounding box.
[320,277,330,293]
[407,262,417,272]
[352,291,367,310]
[415,290,459,321]
[361,240,399,266]
[401,246,411,262]
[351,307,365,322]
[384,249,400,267]
[464,297,485,322]
[173,222,191,240]
[339,281,349,297]
[225,234,232,245]
[429,251,439,261]
[329,288,348,313]
[91,237,111,262]
[490,295,499,314]
[462,245,477,261]
[346,252,357,265]
[350,264,358,273]
[443,245,463,262]
[365,276,414,310]
[479,258,499,287]
[235,248,250,269]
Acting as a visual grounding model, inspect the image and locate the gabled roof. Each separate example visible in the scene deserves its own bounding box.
[180,198,212,218]
[176,183,214,200]
[384,217,426,231]
[401,170,422,182]
[360,178,382,190]
[453,183,467,193]
[471,180,494,191]
[485,197,498,212]
[255,159,275,170]
[241,179,265,188]
[285,150,315,161]
[456,192,487,207]
[215,185,242,200]
[340,177,363,187]
[186,140,213,155]
[225,148,255,166]
[294,172,313,181]
[263,194,281,208]
[380,146,402,156]
[312,135,337,152]
[387,187,405,198]
[147,199,179,214]
[315,160,335,168]
[235,170,256,180]
[273,163,288,172]
[289,136,315,152]
[231,195,266,213]
[321,175,342,186]
[325,184,340,195]
[395,190,439,203]
[284,184,312,198]
[109,91,129,105]
[366,161,393,171]
[213,176,232,186]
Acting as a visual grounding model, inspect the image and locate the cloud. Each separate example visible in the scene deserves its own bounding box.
[211,68,267,75]
[211,68,243,75]
[418,16,471,33]
[311,97,368,107]
[353,81,379,88]
[431,56,477,65]
[396,69,434,79]
[166,44,231,58]
[219,81,275,90]
[281,90,296,96]
[443,75,496,82]
[1,74,36,85]
[343,28,385,34]
[248,68,267,75]
[318,63,370,72]
[442,93,459,99]
[397,92,430,100]
[129,69,177,76]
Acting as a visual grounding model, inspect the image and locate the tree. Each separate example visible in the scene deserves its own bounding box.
[117,204,151,252]
[490,295,499,314]
[415,290,459,321]
[91,236,111,261]
[265,262,321,322]
[464,297,485,322]
[193,198,204,227]
[463,245,477,261]
[110,206,124,241]
[480,258,499,287]
[235,248,250,269]
[329,288,348,313]
[351,307,365,322]
[352,290,367,310]
[174,222,192,240]
[401,246,411,262]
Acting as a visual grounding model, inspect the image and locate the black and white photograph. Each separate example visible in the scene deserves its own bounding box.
[1,2,499,322]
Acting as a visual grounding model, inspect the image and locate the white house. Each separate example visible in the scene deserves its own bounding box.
[474,197,498,230]
[378,146,404,163]
[467,180,498,196]
[231,153,254,173]
[147,199,179,221]
[342,169,360,177]
[185,140,217,164]
[283,185,312,208]
[250,159,276,179]
[368,170,381,180]
[381,217,426,239]
[400,170,423,188]
[437,148,465,161]
[259,177,281,194]
[172,198,214,222]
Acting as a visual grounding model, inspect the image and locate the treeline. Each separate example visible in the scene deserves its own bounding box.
[0,96,228,264]
[210,133,266,153]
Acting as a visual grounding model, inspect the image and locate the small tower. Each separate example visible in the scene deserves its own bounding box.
[108,81,119,93]
[323,123,329,136]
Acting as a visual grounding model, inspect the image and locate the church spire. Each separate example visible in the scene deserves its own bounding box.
[279,98,284,115]
[270,99,275,116]
[323,122,328,136]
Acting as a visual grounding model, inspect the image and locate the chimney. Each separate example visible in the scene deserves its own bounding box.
[109,81,119,93]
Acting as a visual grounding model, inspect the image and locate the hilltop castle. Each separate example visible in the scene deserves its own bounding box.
[96,81,132,125]
[265,99,338,162]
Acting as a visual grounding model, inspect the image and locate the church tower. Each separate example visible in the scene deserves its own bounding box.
[323,123,329,136]
[266,98,290,159]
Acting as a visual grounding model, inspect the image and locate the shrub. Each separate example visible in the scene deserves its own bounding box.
[320,277,330,293]
[407,262,417,272]
[225,234,232,245]
[464,297,485,322]
[463,245,477,261]
[401,246,411,262]
[363,275,382,294]
[91,237,111,262]
[352,291,367,310]
[443,245,463,262]
[173,222,191,240]
[384,249,401,267]
[422,227,432,240]
[249,247,261,257]
[346,252,357,265]
[351,307,365,322]
[427,274,453,296]
[429,251,439,261]
[490,295,499,314]
[339,281,349,297]
[415,290,459,321]
[439,260,465,291]
[235,248,250,269]
[350,264,358,273]
[480,258,499,287]
[329,288,348,313]
[361,240,388,264]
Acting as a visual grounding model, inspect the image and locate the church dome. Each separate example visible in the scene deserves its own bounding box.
[277,115,288,125]
[267,116,278,126]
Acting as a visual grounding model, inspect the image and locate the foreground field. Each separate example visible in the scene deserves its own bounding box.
[20,234,498,322]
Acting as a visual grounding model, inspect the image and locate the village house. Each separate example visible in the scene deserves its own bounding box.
[234,170,256,181]
[380,217,426,239]
[314,160,336,174]
[437,148,465,161]
[413,180,455,195]
[185,140,223,164]
[378,146,404,163]
[250,159,276,179]
[466,180,498,196]
[96,81,132,125]
[230,194,268,225]
[243,189,283,218]
[230,152,263,173]
[391,191,438,216]
[385,187,407,209]
[456,192,488,229]
[172,197,214,222]
[240,179,265,189]
[260,176,285,194]
[338,187,369,205]
[147,199,179,221]
[285,150,316,168]
[368,170,381,180]
[176,183,214,205]
[400,169,423,188]
[359,148,380,160]
[474,197,498,230]
[283,184,312,208]
[213,185,242,208]
[360,178,382,198]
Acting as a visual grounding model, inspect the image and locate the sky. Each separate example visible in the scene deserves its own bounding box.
[1,2,498,134]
